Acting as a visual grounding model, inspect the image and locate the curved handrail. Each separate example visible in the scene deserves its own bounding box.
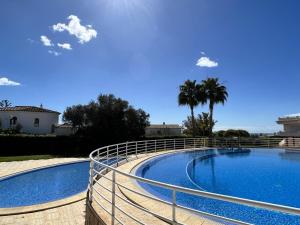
[88,137,300,225]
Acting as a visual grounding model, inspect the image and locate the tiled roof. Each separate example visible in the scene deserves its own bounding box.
[0,106,60,114]
[147,124,181,129]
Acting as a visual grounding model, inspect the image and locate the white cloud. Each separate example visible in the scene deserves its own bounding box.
[201,51,206,55]
[0,77,21,86]
[27,38,35,44]
[52,15,97,44]
[40,35,53,46]
[57,43,72,50]
[196,56,218,68]
[48,50,61,56]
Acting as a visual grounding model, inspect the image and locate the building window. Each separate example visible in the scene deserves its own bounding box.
[34,118,39,127]
[10,117,17,126]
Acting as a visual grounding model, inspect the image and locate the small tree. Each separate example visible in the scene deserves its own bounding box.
[183,112,216,137]
[198,112,215,136]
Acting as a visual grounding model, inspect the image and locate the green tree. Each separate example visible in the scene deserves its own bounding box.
[214,130,226,137]
[183,112,216,136]
[198,112,216,136]
[215,129,250,137]
[63,94,150,144]
[224,129,250,137]
[63,105,87,128]
[178,80,205,137]
[201,78,228,136]
[125,107,150,140]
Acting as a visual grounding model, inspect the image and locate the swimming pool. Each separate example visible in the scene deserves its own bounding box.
[135,148,300,225]
[0,161,90,208]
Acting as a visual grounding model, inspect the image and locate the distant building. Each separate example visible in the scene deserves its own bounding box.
[145,123,183,137]
[54,123,76,136]
[0,106,59,135]
[277,113,300,137]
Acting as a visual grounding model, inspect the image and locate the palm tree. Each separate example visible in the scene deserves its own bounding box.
[201,78,228,136]
[178,80,205,137]
[0,100,12,108]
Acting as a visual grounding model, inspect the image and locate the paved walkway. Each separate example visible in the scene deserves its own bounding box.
[0,158,87,225]
[90,151,221,225]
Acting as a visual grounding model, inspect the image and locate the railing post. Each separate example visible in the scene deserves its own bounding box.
[184,138,186,149]
[145,141,148,154]
[293,137,295,148]
[111,171,116,225]
[96,149,100,172]
[89,160,94,203]
[174,139,176,150]
[194,138,196,149]
[136,142,138,158]
[116,145,119,167]
[164,140,166,150]
[172,189,176,224]
[106,147,109,173]
[126,142,128,161]
[155,140,157,152]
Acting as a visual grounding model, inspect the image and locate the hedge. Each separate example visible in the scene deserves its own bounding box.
[0,135,101,157]
[0,135,189,157]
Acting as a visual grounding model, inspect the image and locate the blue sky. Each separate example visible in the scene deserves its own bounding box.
[1,0,300,133]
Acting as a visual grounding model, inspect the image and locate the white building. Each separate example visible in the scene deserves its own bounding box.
[145,123,183,137]
[0,106,60,134]
[54,123,76,136]
[277,113,300,137]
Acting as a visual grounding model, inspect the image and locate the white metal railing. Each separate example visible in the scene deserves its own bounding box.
[88,137,300,225]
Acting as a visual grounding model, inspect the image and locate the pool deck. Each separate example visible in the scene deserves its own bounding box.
[91,149,223,225]
[0,158,87,225]
[0,150,223,225]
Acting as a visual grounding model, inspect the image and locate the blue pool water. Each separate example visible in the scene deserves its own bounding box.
[135,148,300,225]
[0,161,89,207]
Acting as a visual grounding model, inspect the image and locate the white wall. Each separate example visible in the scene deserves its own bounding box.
[145,128,182,137]
[54,127,75,136]
[0,111,59,134]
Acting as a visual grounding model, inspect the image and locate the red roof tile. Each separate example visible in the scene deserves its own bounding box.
[0,106,60,114]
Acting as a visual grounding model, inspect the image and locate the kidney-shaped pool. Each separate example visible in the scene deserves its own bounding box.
[135,148,300,225]
[0,161,89,208]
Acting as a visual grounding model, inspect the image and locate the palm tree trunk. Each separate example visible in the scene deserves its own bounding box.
[191,106,195,137]
[209,102,214,136]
